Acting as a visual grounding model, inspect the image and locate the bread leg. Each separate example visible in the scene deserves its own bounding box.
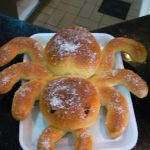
[90,69,148,98]
[73,128,93,150]
[99,87,128,138]
[12,79,45,120]
[0,62,50,94]
[96,37,147,73]
[38,126,65,150]
[0,37,45,66]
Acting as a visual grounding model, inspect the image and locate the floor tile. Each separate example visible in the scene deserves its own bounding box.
[79,3,95,18]
[47,0,61,8]
[55,2,67,11]
[43,23,59,32]
[58,14,76,28]
[90,5,103,22]
[41,6,55,15]
[86,0,98,5]
[96,0,103,6]
[128,8,139,17]
[130,1,142,10]
[126,15,136,20]
[100,15,123,26]
[61,0,69,3]
[64,0,85,8]
[97,23,108,29]
[35,13,50,23]
[32,20,45,27]
[46,9,65,26]
[74,16,98,30]
[57,2,81,15]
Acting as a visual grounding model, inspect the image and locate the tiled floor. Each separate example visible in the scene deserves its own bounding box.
[32,0,143,31]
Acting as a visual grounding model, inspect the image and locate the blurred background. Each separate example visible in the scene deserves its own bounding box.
[0,0,150,31]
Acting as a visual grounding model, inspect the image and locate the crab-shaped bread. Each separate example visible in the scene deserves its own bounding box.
[0,26,148,150]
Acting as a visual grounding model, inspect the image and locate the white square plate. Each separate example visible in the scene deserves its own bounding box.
[19,33,138,150]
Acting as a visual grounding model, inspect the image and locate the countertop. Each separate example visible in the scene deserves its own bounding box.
[0,14,150,150]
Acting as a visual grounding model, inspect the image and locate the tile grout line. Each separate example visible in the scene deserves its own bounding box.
[56,11,67,29]
[55,1,83,17]
[76,0,86,17]
[57,0,85,9]
[72,0,87,25]
[98,14,105,26]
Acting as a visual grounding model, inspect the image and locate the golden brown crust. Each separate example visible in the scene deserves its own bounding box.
[12,80,45,120]
[38,126,65,150]
[99,87,128,138]
[97,37,147,73]
[0,37,45,66]
[40,77,100,130]
[90,69,148,98]
[73,128,93,150]
[45,26,101,77]
[0,62,50,94]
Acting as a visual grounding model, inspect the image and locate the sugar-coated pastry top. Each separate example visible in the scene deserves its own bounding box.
[40,77,100,130]
[45,26,101,77]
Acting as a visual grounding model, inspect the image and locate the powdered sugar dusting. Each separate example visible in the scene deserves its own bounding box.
[80,131,89,138]
[88,51,97,64]
[76,130,90,138]
[41,139,51,150]
[49,96,64,108]
[124,73,143,93]
[1,76,10,85]
[60,41,80,52]
[2,45,11,52]
[104,53,112,64]
[55,36,81,56]
[110,102,124,114]
[111,70,119,77]
[48,27,98,65]
[19,86,32,97]
[45,78,94,119]
[0,44,12,62]
[64,27,93,44]
[124,73,140,86]
[34,42,43,59]
[34,41,41,49]
[114,105,124,114]
[46,78,81,110]
[112,91,121,103]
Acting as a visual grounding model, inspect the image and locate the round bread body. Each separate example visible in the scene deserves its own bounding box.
[40,77,100,130]
[45,26,101,78]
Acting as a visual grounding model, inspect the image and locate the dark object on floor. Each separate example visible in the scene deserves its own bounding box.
[98,0,131,19]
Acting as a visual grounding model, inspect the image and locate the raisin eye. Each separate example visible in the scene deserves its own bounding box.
[84,109,90,114]
[48,109,56,114]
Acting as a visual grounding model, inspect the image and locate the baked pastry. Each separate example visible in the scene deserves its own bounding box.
[0,37,45,67]
[0,62,148,149]
[0,26,148,149]
[45,26,101,77]
[96,37,147,74]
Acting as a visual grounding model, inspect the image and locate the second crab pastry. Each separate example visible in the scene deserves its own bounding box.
[0,26,148,150]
